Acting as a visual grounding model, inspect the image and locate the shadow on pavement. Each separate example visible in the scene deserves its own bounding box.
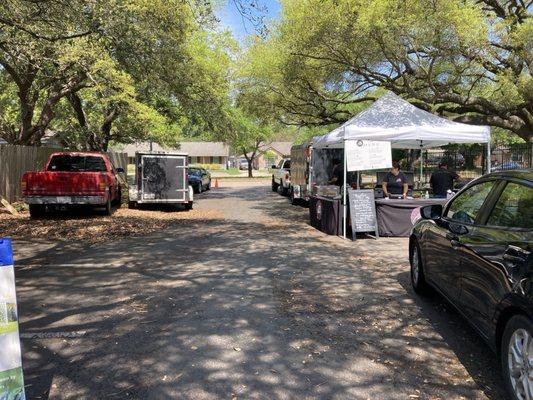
[12,182,508,399]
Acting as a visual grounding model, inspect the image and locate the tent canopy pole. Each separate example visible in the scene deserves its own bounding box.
[343,136,347,239]
[419,141,423,184]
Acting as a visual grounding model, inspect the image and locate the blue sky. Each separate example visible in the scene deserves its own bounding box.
[216,0,281,42]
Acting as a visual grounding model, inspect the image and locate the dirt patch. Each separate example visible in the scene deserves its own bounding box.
[0,207,224,244]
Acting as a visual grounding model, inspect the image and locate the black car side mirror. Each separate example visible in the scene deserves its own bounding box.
[420,204,442,220]
[448,222,469,235]
[116,167,125,174]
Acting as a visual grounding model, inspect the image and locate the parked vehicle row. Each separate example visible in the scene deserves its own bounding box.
[21,151,216,218]
[410,169,532,400]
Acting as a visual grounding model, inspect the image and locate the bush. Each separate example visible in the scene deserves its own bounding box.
[190,163,222,171]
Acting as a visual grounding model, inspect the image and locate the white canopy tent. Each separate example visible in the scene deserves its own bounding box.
[314,92,491,149]
[311,91,491,238]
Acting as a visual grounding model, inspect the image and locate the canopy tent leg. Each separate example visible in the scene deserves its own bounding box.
[487,135,491,173]
[343,136,347,239]
[419,141,424,184]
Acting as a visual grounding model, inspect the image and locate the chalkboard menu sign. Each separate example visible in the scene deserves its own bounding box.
[348,189,379,240]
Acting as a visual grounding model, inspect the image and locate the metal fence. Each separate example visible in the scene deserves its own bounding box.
[0,145,128,203]
[415,144,532,183]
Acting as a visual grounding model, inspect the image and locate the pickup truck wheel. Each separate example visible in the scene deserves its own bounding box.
[29,204,45,219]
[103,195,113,216]
[112,187,122,207]
[271,178,279,192]
[280,181,288,196]
[185,201,193,211]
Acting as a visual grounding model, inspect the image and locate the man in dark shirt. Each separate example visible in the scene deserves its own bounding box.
[430,162,460,197]
[329,158,344,187]
[382,162,408,199]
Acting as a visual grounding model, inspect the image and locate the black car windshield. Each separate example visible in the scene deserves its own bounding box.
[189,169,202,176]
[47,155,107,172]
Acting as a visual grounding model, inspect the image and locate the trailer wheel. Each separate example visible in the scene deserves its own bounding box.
[185,202,193,211]
[29,204,45,219]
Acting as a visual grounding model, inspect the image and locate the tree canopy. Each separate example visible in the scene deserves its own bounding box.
[0,0,236,149]
[1,0,531,151]
[242,0,532,143]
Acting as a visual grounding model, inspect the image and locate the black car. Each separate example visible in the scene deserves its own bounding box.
[188,167,211,193]
[409,169,532,400]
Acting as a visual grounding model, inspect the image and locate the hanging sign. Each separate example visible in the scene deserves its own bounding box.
[0,238,26,400]
[346,140,392,172]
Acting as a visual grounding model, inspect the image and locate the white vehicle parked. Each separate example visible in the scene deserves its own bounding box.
[271,158,291,196]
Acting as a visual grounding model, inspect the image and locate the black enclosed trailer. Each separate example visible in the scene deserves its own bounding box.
[129,152,193,209]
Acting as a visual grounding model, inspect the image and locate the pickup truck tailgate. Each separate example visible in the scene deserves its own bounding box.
[24,172,108,195]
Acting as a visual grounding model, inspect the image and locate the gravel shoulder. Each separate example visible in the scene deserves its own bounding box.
[7,180,506,400]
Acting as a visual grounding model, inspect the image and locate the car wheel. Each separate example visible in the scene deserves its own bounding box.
[197,182,202,194]
[207,181,211,190]
[29,204,45,219]
[501,315,533,400]
[185,201,193,211]
[410,240,429,294]
[272,178,279,192]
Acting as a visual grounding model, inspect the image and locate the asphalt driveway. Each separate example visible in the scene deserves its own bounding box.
[11,180,507,399]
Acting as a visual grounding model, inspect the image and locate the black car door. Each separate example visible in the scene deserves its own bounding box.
[459,180,533,339]
[424,180,497,300]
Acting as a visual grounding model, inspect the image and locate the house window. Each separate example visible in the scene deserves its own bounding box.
[213,156,220,164]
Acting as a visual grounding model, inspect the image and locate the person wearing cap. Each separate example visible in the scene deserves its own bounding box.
[382,161,408,199]
[430,161,460,198]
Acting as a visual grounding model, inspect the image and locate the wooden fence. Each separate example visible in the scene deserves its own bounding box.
[0,145,128,203]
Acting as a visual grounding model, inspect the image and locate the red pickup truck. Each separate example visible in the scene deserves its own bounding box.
[21,152,123,218]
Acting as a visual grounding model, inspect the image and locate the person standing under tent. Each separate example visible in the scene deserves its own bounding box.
[329,158,344,187]
[430,161,460,198]
[382,162,408,199]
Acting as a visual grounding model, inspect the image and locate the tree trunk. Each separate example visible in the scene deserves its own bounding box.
[98,108,119,151]
[247,161,253,178]
[16,85,37,145]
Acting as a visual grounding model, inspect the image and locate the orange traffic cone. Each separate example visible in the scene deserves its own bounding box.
[214,178,219,189]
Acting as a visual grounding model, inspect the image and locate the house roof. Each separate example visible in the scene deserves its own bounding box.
[118,141,230,158]
[259,142,293,156]
[179,142,230,157]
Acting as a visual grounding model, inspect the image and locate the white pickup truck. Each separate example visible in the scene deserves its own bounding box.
[271,158,291,195]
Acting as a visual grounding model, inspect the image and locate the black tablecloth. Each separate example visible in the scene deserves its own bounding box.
[309,195,342,236]
[375,198,448,237]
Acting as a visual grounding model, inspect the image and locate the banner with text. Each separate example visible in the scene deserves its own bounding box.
[346,140,392,172]
[0,238,25,400]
